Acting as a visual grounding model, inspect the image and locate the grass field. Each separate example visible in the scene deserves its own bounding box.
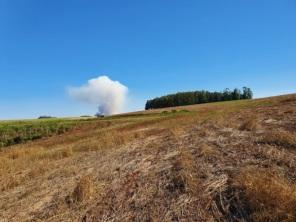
[0,94,295,221]
[0,117,100,148]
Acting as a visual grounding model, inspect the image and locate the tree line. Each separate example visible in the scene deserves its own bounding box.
[145,87,253,110]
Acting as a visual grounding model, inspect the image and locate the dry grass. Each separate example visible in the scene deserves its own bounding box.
[200,143,220,158]
[261,130,296,149]
[171,148,201,194]
[30,147,74,161]
[72,176,94,203]
[236,169,296,222]
[0,94,295,221]
[239,117,259,131]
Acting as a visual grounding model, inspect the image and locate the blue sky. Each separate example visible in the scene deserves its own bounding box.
[1,0,296,119]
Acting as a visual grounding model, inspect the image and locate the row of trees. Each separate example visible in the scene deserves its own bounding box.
[145,87,253,110]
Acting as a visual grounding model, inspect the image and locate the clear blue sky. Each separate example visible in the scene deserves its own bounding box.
[1,0,295,119]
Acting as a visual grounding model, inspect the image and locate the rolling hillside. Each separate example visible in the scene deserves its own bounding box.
[0,94,295,222]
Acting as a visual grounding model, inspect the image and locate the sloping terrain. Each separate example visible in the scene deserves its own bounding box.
[0,94,295,222]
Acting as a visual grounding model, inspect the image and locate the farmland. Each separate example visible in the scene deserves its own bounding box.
[0,118,98,148]
[0,94,295,221]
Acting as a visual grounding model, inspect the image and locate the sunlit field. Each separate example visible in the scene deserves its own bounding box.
[0,94,295,221]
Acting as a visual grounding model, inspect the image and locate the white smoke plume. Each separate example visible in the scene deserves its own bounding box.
[68,76,128,115]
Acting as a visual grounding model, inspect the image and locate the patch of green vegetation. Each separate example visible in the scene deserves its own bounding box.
[0,118,98,148]
[179,109,190,113]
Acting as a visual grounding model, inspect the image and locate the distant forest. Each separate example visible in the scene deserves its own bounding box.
[145,87,253,110]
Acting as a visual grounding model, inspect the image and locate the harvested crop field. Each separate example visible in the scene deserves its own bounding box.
[0,94,295,222]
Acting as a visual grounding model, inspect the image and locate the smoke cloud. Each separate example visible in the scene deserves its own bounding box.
[68,76,128,115]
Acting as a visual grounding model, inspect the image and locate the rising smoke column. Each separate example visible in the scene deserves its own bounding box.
[68,76,128,115]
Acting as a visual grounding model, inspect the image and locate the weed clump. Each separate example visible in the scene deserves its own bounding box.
[72,176,94,203]
[239,117,259,131]
[61,147,73,158]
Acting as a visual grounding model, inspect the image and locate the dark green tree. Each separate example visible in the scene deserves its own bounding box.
[232,88,241,100]
[145,87,253,110]
[242,87,253,99]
